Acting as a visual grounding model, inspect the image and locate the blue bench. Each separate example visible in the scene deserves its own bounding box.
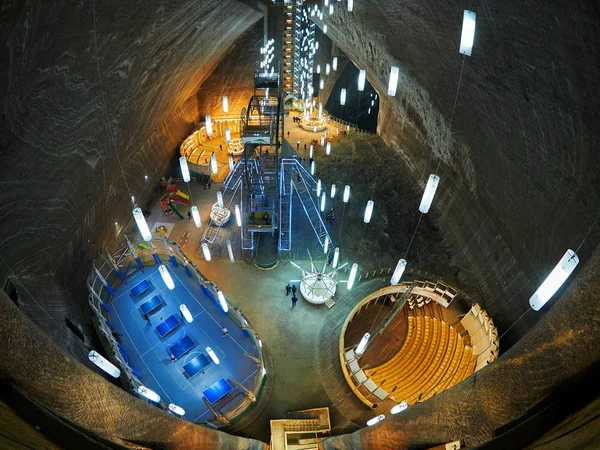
[156,315,180,339]
[140,295,162,316]
[169,335,195,360]
[203,378,233,404]
[130,279,152,299]
[183,353,210,378]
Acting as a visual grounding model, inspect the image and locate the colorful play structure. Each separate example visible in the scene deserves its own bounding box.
[160,185,191,219]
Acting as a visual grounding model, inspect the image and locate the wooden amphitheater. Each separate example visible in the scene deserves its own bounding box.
[340,280,499,409]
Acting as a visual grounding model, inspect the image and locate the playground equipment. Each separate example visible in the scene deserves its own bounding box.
[160,184,192,219]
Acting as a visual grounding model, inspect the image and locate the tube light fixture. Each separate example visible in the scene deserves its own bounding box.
[313,125,317,133]
[217,191,224,208]
[226,240,235,263]
[356,332,370,355]
[210,153,218,174]
[225,127,231,143]
[180,304,193,323]
[311,160,316,175]
[88,350,121,378]
[320,135,325,146]
[234,204,241,227]
[132,207,152,241]
[330,184,336,198]
[205,115,213,136]
[310,145,314,158]
[347,0,354,12]
[366,414,385,427]
[229,155,234,171]
[168,404,186,416]
[324,235,330,254]
[390,402,408,414]
[388,66,399,96]
[329,4,333,14]
[326,142,331,155]
[343,185,350,203]
[323,24,328,33]
[340,88,346,105]
[222,96,229,113]
[358,69,366,91]
[326,63,330,75]
[206,346,220,364]
[530,249,579,311]
[217,290,228,312]
[159,264,175,290]
[332,56,338,71]
[419,174,440,214]
[332,247,340,268]
[201,243,211,261]
[364,200,374,223]
[320,192,326,212]
[459,10,477,56]
[317,179,322,196]
[390,259,407,285]
[347,262,358,290]
[191,206,201,228]
[137,385,161,403]
[324,0,329,6]
[316,64,321,73]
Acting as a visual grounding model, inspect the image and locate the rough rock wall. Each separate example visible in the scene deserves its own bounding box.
[317,1,600,344]
[0,1,263,347]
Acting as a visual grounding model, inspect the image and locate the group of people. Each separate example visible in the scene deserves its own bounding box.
[285,283,299,308]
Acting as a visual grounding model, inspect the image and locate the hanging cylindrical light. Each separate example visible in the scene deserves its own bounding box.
[358,69,366,91]
[158,264,175,290]
[343,185,350,203]
[201,243,211,261]
[168,404,186,416]
[320,135,325,146]
[317,179,322,197]
[320,192,326,211]
[323,24,328,33]
[332,247,340,268]
[228,155,234,171]
[390,402,408,414]
[347,0,354,12]
[332,56,338,71]
[324,235,330,253]
[390,259,407,285]
[316,64,321,73]
[234,204,242,227]
[330,184,336,198]
[88,350,121,378]
[217,290,228,312]
[318,102,323,119]
[388,66,400,96]
[329,4,333,14]
[313,124,317,133]
[356,332,370,355]
[459,10,477,56]
[530,249,579,311]
[191,206,201,228]
[226,239,235,263]
[364,200,374,223]
[366,414,385,427]
[326,63,330,75]
[225,127,231,143]
[210,153,218,174]
[132,207,152,241]
[179,156,191,182]
[137,385,161,402]
[311,160,316,175]
[419,174,440,214]
[206,346,220,364]
[340,88,346,105]
[310,145,314,158]
[347,262,358,290]
[180,304,193,323]
[205,115,213,136]
[217,191,224,208]
[326,142,331,155]
[222,96,229,113]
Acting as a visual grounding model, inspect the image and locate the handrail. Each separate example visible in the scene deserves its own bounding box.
[322,108,376,135]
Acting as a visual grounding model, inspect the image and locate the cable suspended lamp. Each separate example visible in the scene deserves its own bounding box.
[201,243,211,261]
[367,414,385,426]
[137,385,161,402]
[320,192,326,211]
[88,350,120,378]
[390,259,407,285]
[132,207,152,241]
[222,96,229,113]
[326,142,331,155]
[529,249,579,311]
[158,264,175,290]
[343,185,350,203]
[228,155,234,171]
[330,184,336,198]
[390,402,408,414]
[356,332,369,355]
[206,347,220,364]
[388,66,400,96]
[347,262,358,290]
[180,157,191,181]
[191,206,201,228]
[205,115,213,136]
[217,290,228,312]
[347,0,354,12]
[168,404,185,416]
[234,204,242,227]
[225,127,231,143]
[459,10,477,56]
[357,69,366,91]
[419,174,440,214]
[311,160,316,175]
[363,200,374,223]
[324,235,330,253]
[216,191,224,208]
[317,179,322,196]
[340,88,346,105]
[332,247,340,268]
[226,239,235,263]
[180,304,193,323]
[210,153,218,174]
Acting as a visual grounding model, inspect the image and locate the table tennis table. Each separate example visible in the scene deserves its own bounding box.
[203,378,233,404]
[183,353,210,378]
[130,279,152,299]
[156,315,180,339]
[169,335,195,360]
[140,295,163,316]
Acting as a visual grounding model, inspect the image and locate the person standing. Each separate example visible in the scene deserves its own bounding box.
[207,179,212,189]
[292,295,298,308]
[287,131,290,138]
[291,284,297,295]
[286,283,292,296]
[187,210,192,220]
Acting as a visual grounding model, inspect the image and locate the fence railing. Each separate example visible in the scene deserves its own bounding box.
[322,108,376,135]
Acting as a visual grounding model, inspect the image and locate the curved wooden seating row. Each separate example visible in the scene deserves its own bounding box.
[365,316,474,405]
